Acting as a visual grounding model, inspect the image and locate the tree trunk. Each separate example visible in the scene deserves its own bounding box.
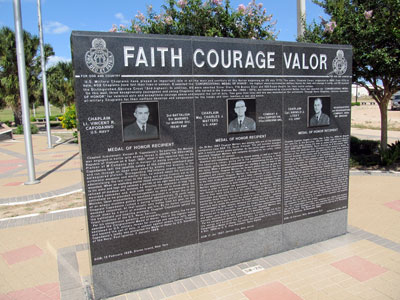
[13,107,23,126]
[378,99,389,151]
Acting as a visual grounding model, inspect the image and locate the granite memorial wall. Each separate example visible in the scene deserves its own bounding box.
[71,31,352,299]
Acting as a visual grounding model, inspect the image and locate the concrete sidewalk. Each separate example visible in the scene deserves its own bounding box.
[0,172,399,300]
[0,133,82,205]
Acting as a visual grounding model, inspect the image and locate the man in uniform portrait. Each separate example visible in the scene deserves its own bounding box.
[123,103,158,141]
[309,97,330,127]
[228,100,256,133]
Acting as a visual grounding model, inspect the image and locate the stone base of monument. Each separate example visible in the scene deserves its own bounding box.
[92,210,347,299]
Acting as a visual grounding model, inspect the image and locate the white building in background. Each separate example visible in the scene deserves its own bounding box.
[351,84,370,98]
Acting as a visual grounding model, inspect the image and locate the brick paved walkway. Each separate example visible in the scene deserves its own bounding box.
[0,172,399,300]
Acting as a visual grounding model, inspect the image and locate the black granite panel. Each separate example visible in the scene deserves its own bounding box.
[71,32,352,289]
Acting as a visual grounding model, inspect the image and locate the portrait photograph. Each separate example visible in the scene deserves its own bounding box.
[227,98,256,134]
[121,101,160,142]
[308,96,331,127]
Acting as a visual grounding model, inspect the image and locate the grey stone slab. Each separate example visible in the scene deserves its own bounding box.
[199,225,283,273]
[238,263,249,269]
[209,271,228,283]
[366,235,381,242]
[286,249,304,260]
[0,220,8,229]
[280,251,298,263]
[352,230,372,239]
[148,286,165,300]
[246,260,261,267]
[52,213,61,220]
[24,215,37,224]
[76,243,89,252]
[92,244,199,300]
[283,210,348,251]
[291,249,308,259]
[317,239,343,251]
[309,243,327,253]
[7,219,17,227]
[392,245,400,253]
[229,266,245,277]
[125,292,140,300]
[262,255,280,267]
[109,295,127,300]
[82,275,93,286]
[137,289,152,300]
[303,245,321,255]
[59,278,81,291]
[376,238,395,247]
[325,237,349,248]
[253,258,272,269]
[200,273,217,286]
[160,284,175,298]
[384,241,400,249]
[39,193,48,199]
[58,251,82,293]
[179,278,197,292]
[170,281,186,295]
[44,214,54,222]
[190,275,207,289]
[60,287,86,300]
[334,233,360,244]
[272,253,290,265]
[219,267,237,280]
[59,246,77,255]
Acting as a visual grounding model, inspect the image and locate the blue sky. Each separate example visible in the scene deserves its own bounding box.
[1,0,328,66]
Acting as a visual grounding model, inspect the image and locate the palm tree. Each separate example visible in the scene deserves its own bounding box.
[0,27,54,125]
[47,61,75,109]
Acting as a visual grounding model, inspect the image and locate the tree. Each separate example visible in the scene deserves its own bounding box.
[47,61,75,109]
[112,0,277,40]
[299,0,400,150]
[0,27,54,125]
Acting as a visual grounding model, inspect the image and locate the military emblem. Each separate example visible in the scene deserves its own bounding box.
[332,50,347,76]
[85,38,114,74]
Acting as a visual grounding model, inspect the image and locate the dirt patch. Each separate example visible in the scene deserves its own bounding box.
[351,102,400,130]
[0,192,85,219]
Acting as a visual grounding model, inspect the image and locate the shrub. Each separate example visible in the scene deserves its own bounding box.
[380,141,400,166]
[59,104,77,130]
[350,136,379,156]
[350,136,381,167]
[50,115,62,121]
[13,123,39,134]
[59,104,78,142]
[350,136,400,167]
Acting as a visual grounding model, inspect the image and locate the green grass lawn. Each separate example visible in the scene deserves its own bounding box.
[0,106,64,122]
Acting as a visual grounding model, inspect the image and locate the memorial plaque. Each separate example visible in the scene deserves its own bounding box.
[71,31,352,299]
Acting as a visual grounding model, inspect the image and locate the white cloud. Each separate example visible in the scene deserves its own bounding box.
[44,21,70,34]
[46,55,71,69]
[115,12,129,25]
